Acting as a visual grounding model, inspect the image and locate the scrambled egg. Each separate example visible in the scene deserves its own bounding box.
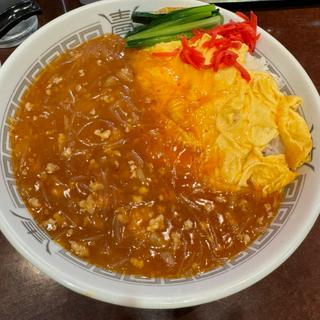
[131,36,312,195]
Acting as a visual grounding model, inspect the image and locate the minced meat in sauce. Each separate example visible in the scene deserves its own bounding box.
[10,34,281,278]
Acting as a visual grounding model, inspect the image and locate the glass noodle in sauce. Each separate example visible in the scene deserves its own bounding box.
[10,34,281,278]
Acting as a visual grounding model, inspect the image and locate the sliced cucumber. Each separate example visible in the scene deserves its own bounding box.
[127,15,223,42]
[126,32,193,48]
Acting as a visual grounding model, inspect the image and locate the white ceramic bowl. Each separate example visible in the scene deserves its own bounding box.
[0,0,319,309]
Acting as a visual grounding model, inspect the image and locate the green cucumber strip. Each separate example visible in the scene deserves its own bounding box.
[126,24,149,37]
[127,11,213,38]
[147,4,215,26]
[128,4,218,38]
[131,4,215,29]
[126,32,193,48]
[127,14,223,42]
[132,12,164,24]
[127,11,214,40]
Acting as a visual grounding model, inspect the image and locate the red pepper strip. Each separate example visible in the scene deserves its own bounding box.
[221,51,238,67]
[236,11,249,21]
[231,41,242,49]
[202,36,216,49]
[221,24,255,52]
[177,30,252,81]
[205,12,259,53]
[204,29,217,39]
[209,48,250,82]
[234,62,251,82]
[181,36,190,47]
[202,36,229,49]
[215,38,233,49]
[213,24,238,35]
[211,49,224,71]
[235,11,257,31]
[152,48,179,57]
[203,34,242,52]
[190,29,203,43]
[250,11,257,31]
[180,48,204,69]
[180,36,205,69]
[211,49,237,71]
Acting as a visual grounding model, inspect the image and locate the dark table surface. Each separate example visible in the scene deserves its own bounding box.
[0,1,319,319]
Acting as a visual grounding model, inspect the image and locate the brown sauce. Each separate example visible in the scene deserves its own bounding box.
[10,34,281,278]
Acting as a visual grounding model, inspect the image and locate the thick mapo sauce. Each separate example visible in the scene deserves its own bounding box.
[10,34,281,278]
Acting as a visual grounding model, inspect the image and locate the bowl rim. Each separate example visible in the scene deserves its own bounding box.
[0,0,319,309]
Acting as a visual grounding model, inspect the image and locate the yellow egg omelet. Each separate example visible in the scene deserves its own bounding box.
[130,35,312,195]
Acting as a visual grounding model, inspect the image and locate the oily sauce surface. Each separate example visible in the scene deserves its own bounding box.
[10,35,281,278]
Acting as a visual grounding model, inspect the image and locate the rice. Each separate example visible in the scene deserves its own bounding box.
[245,53,285,89]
